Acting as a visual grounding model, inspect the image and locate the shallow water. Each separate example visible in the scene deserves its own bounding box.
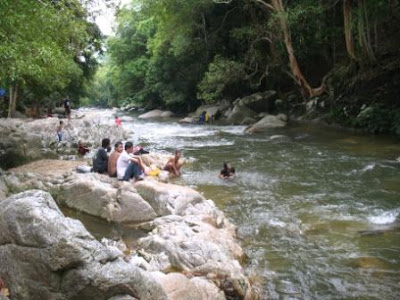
[76,115,400,299]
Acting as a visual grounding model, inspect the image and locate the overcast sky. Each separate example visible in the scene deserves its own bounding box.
[94,0,131,36]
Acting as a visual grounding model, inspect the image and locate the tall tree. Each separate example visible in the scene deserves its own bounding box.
[253,0,325,98]
[0,0,94,117]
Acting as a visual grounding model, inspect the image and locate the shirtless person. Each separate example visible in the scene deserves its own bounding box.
[108,141,123,177]
[163,150,185,177]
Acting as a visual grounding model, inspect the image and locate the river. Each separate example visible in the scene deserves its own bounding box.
[72,114,400,299]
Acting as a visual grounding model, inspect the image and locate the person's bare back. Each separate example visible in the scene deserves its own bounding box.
[163,150,184,177]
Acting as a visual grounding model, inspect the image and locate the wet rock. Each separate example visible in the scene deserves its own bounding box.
[246,114,287,133]
[269,135,290,142]
[138,109,165,119]
[178,117,196,124]
[0,190,167,300]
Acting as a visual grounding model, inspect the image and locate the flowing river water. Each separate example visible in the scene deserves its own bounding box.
[70,114,400,299]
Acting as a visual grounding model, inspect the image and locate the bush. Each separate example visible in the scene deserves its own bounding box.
[356,105,400,136]
[197,56,246,104]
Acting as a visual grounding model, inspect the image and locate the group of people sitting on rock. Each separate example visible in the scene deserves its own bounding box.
[91,138,185,181]
[82,134,236,181]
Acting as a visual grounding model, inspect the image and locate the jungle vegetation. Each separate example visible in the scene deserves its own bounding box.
[1,0,400,135]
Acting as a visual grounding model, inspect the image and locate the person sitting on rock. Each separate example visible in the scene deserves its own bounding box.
[77,141,90,156]
[92,138,110,174]
[218,162,235,179]
[108,141,123,177]
[163,150,185,177]
[116,141,145,181]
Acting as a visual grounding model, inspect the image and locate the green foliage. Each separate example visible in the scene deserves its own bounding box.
[198,56,246,103]
[0,0,101,114]
[356,106,400,135]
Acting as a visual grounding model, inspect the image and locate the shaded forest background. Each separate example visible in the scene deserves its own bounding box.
[1,0,400,135]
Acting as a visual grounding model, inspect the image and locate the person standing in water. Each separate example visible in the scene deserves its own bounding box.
[219,162,235,179]
[115,115,122,127]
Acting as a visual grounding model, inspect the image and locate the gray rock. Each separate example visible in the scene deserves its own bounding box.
[234,90,277,112]
[60,174,157,224]
[226,105,258,125]
[0,190,167,300]
[240,117,257,125]
[246,114,287,133]
[178,117,196,124]
[160,111,174,118]
[193,104,229,119]
[138,214,251,298]
[138,109,164,119]
[134,181,204,216]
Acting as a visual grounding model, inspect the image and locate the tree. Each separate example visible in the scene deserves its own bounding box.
[0,0,97,117]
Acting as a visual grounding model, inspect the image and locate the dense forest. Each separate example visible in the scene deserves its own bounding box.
[1,0,400,135]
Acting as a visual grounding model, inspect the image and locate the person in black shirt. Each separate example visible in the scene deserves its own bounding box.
[92,138,110,174]
[63,97,71,120]
[219,162,235,179]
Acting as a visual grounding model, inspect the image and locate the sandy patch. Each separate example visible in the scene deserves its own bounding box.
[10,159,88,176]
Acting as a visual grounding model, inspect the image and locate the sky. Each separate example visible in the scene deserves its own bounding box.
[93,0,131,36]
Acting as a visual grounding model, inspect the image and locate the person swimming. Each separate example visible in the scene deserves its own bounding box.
[218,162,235,179]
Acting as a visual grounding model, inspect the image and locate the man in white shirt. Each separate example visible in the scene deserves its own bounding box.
[116,142,145,181]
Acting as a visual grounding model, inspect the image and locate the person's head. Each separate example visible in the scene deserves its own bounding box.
[101,138,110,148]
[115,141,123,152]
[175,150,182,159]
[115,115,118,119]
[125,141,133,153]
[59,120,63,125]
[223,162,231,170]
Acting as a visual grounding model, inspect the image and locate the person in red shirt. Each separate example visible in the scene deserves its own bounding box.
[115,115,122,127]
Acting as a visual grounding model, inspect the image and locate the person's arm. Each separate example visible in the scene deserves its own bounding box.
[130,156,145,171]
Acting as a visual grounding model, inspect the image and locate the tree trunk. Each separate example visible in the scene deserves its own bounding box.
[270,0,325,98]
[343,0,356,59]
[357,0,375,62]
[7,82,18,118]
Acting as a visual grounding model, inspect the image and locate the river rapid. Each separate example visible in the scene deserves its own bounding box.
[76,114,400,299]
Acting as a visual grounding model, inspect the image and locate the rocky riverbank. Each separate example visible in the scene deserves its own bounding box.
[133,91,288,134]
[0,111,260,300]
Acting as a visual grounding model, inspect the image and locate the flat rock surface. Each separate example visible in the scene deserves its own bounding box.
[9,159,85,176]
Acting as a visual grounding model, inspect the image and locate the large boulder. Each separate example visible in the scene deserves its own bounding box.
[59,173,157,224]
[152,272,225,300]
[138,110,173,119]
[246,114,287,133]
[225,105,258,125]
[0,190,167,300]
[192,104,229,120]
[234,90,277,112]
[134,181,205,216]
[138,214,252,299]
